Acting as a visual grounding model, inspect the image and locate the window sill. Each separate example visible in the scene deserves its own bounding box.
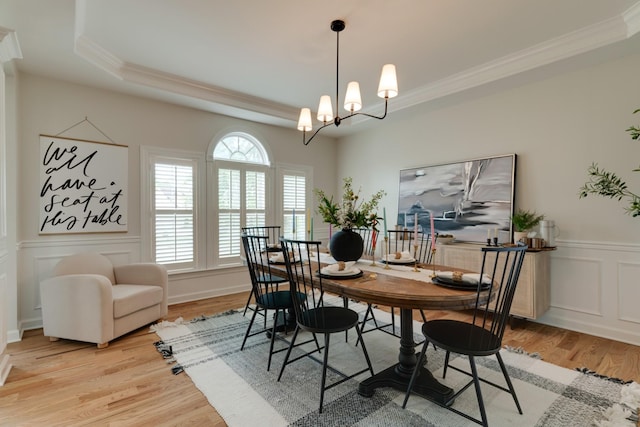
[167,264,246,279]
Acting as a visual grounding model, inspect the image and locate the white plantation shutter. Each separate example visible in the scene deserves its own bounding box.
[213,133,270,264]
[283,173,306,239]
[218,168,241,258]
[217,168,267,258]
[142,138,311,271]
[245,170,266,228]
[154,162,194,266]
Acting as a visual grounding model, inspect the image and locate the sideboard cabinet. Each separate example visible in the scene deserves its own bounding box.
[432,243,550,319]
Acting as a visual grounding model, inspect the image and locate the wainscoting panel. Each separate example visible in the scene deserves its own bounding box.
[17,237,143,336]
[15,236,251,340]
[618,260,640,324]
[13,237,640,347]
[550,255,602,316]
[539,240,640,346]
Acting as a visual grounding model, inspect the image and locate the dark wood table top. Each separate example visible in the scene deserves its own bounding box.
[267,261,490,311]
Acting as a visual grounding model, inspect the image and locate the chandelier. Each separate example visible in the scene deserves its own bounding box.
[297,19,398,145]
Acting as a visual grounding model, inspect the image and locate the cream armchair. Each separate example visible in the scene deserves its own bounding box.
[40,253,168,348]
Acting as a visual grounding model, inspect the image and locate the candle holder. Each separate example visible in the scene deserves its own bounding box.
[430,248,437,278]
[412,243,420,272]
[370,243,377,266]
[383,236,391,270]
[486,238,492,246]
[492,236,499,247]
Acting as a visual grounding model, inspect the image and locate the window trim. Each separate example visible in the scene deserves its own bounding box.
[141,146,206,271]
[276,163,313,239]
[206,158,273,268]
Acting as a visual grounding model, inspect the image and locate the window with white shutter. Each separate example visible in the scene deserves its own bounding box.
[212,133,270,266]
[141,135,312,272]
[283,173,306,239]
[154,162,194,265]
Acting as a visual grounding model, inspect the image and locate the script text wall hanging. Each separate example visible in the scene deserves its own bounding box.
[39,135,128,234]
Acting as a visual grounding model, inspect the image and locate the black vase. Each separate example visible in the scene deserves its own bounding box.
[329,228,364,261]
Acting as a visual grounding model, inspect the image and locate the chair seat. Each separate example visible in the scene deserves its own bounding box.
[256,273,288,284]
[112,284,164,319]
[423,319,501,357]
[256,290,306,310]
[300,306,359,334]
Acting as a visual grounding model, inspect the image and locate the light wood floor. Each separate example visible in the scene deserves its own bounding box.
[2,292,639,426]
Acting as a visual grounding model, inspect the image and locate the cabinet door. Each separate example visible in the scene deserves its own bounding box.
[441,246,480,270]
[510,256,534,318]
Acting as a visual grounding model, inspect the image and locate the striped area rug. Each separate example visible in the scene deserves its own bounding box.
[151,298,638,427]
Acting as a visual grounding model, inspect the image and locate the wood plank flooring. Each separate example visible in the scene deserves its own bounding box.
[1,292,638,426]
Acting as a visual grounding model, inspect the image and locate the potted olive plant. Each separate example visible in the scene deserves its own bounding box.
[511,209,545,243]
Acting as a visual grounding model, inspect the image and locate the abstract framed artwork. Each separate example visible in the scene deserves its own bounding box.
[397,154,516,244]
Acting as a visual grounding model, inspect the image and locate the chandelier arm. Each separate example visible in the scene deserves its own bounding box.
[352,98,389,120]
[303,98,389,145]
[302,121,336,146]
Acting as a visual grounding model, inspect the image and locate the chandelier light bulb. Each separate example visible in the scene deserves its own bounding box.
[297,108,313,131]
[377,64,398,99]
[344,81,362,112]
[317,95,334,123]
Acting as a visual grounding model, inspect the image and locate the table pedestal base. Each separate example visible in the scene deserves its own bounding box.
[358,308,454,404]
[266,310,296,338]
[358,363,453,404]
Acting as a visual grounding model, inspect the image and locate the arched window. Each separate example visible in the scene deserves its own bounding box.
[212,132,272,265]
[213,132,269,165]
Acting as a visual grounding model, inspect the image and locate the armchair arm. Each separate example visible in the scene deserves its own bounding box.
[113,263,167,287]
[114,263,168,317]
[40,274,114,344]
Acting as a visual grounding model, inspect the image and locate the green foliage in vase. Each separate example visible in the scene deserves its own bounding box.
[579,109,640,217]
[511,209,545,232]
[314,177,386,230]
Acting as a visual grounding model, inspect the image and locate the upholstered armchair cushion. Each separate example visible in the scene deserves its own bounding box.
[40,253,168,348]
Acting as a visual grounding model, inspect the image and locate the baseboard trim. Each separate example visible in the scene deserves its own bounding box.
[538,310,640,347]
[7,329,21,344]
[168,283,249,306]
[0,354,12,386]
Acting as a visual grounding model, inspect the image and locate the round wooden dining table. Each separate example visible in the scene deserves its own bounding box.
[314,263,492,403]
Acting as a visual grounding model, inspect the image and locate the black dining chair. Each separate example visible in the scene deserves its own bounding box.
[352,227,375,257]
[402,244,528,427]
[241,225,283,317]
[277,237,375,414]
[358,230,434,341]
[240,233,294,371]
[342,227,379,340]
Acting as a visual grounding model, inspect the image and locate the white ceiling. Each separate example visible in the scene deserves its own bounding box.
[2,0,640,136]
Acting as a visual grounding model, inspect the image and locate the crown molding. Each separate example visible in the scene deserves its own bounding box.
[0,27,23,63]
[386,14,631,116]
[73,2,640,128]
[74,34,298,123]
[623,1,640,37]
[120,62,298,120]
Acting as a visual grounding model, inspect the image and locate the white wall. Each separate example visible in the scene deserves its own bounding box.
[10,51,640,346]
[13,73,338,337]
[337,52,640,345]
